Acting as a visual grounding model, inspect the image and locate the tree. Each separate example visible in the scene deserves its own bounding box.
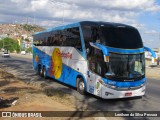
[26,47,32,53]
[0,37,20,53]
[25,38,30,42]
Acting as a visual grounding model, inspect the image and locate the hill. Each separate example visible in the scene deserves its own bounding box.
[0,24,45,40]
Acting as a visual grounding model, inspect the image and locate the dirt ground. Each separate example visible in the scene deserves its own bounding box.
[0,70,98,120]
[145,60,160,79]
[0,66,159,120]
[0,70,76,110]
[0,69,125,120]
[146,67,160,79]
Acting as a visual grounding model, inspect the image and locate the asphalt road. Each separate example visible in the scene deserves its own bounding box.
[0,54,160,119]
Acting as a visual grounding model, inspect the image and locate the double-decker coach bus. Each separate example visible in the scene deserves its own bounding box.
[33,21,156,99]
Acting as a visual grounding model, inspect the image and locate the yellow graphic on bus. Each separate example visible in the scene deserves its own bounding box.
[51,48,62,79]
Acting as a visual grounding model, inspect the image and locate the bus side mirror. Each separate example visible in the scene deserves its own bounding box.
[144,46,156,58]
[144,46,157,64]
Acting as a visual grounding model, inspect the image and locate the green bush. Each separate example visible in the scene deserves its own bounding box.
[26,47,32,53]
[0,37,20,53]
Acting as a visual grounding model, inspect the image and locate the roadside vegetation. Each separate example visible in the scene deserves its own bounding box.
[26,47,32,53]
[0,37,20,53]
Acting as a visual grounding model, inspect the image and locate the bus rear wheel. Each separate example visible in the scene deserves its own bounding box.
[77,77,86,95]
[37,64,41,75]
[40,67,43,77]
[42,67,47,79]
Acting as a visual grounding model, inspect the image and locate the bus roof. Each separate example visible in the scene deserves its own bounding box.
[80,21,133,28]
[34,21,135,35]
[34,22,80,35]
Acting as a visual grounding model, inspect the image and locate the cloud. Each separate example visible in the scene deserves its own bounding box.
[144,30,159,34]
[61,0,160,12]
[0,0,159,48]
[0,0,160,27]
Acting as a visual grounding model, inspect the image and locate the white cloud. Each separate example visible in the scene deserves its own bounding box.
[0,0,160,27]
[0,0,159,48]
[31,0,49,11]
[144,30,159,34]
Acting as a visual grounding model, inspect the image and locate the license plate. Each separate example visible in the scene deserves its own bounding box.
[125,92,132,96]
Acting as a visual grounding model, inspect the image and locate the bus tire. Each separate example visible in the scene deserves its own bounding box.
[42,66,47,79]
[40,66,43,77]
[37,64,41,75]
[77,77,86,95]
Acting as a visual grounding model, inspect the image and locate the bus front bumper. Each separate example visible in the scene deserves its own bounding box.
[101,85,146,99]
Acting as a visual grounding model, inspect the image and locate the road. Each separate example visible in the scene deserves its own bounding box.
[0,54,160,119]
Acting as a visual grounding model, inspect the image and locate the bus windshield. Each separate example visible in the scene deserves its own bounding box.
[81,24,143,49]
[105,53,145,80]
[100,26,143,49]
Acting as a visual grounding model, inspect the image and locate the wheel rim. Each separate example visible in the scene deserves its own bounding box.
[79,81,85,91]
[43,69,46,77]
[40,69,43,75]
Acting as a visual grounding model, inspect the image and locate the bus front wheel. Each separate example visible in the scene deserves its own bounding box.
[77,77,86,95]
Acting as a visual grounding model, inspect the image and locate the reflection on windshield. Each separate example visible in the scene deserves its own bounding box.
[81,25,143,49]
[100,27,143,49]
[105,53,145,80]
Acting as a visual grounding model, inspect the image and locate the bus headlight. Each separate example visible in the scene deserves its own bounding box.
[98,79,116,89]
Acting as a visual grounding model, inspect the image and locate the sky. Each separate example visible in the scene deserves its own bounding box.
[0,0,160,48]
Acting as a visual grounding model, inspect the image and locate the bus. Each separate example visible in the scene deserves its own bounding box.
[33,21,156,99]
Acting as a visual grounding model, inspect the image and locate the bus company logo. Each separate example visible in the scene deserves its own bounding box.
[2,112,11,117]
[89,85,94,94]
[56,51,72,59]
[96,82,101,89]
[2,112,12,117]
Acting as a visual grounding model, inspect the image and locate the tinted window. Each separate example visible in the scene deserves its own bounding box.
[81,25,143,49]
[34,27,82,50]
[81,25,100,49]
[33,33,47,46]
[87,46,107,76]
[100,26,143,49]
[46,31,59,46]
[105,53,145,81]
[63,27,82,51]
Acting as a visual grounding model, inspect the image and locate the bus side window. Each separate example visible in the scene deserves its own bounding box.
[63,27,82,51]
[42,38,46,46]
[59,31,64,46]
[54,31,62,46]
[47,36,51,46]
[82,25,92,49]
[88,47,106,77]
[50,32,55,46]
[91,27,100,42]
[73,27,82,51]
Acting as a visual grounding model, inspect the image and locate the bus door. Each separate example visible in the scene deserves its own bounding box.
[86,45,106,96]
